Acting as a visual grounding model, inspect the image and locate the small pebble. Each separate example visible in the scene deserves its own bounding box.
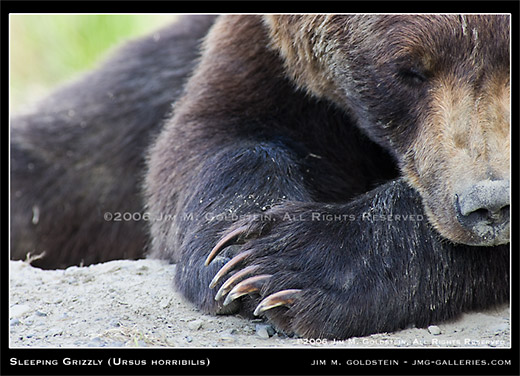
[10,318,20,326]
[110,319,121,327]
[188,319,203,331]
[256,324,275,338]
[257,328,269,338]
[35,310,47,317]
[184,336,193,343]
[10,304,31,318]
[428,325,441,335]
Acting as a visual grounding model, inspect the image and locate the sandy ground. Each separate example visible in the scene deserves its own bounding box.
[9,258,510,348]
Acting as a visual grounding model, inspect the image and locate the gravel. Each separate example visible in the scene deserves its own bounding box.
[9,259,510,348]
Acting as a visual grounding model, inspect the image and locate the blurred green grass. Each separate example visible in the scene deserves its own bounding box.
[10,14,178,112]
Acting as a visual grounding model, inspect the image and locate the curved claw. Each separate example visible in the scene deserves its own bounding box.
[209,249,253,289]
[253,289,302,316]
[214,265,259,301]
[222,274,272,306]
[205,225,249,266]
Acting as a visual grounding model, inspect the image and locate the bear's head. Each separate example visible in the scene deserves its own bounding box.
[264,15,510,246]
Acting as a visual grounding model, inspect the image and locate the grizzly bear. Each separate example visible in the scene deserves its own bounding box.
[10,15,510,339]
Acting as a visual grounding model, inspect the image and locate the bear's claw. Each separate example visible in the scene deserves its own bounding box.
[222,274,272,306]
[205,225,249,266]
[209,249,254,288]
[214,264,259,300]
[254,289,302,316]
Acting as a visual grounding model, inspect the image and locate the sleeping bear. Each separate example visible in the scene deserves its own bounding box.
[10,15,510,339]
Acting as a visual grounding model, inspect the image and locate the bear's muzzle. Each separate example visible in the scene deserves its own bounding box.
[455,179,510,246]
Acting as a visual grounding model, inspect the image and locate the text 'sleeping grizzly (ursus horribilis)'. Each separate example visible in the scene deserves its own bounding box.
[10,15,510,339]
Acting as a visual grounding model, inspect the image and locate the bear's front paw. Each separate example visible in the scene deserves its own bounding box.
[205,217,303,316]
[203,208,358,338]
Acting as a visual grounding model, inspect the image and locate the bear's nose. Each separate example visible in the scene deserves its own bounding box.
[455,179,510,245]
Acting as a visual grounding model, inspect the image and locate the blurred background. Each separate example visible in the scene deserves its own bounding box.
[10,14,178,113]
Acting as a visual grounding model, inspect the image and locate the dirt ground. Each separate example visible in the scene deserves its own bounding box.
[9,258,510,348]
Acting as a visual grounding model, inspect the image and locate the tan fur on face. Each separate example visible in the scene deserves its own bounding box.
[404,71,510,244]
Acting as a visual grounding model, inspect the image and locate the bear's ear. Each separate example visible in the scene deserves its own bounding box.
[261,15,347,103]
